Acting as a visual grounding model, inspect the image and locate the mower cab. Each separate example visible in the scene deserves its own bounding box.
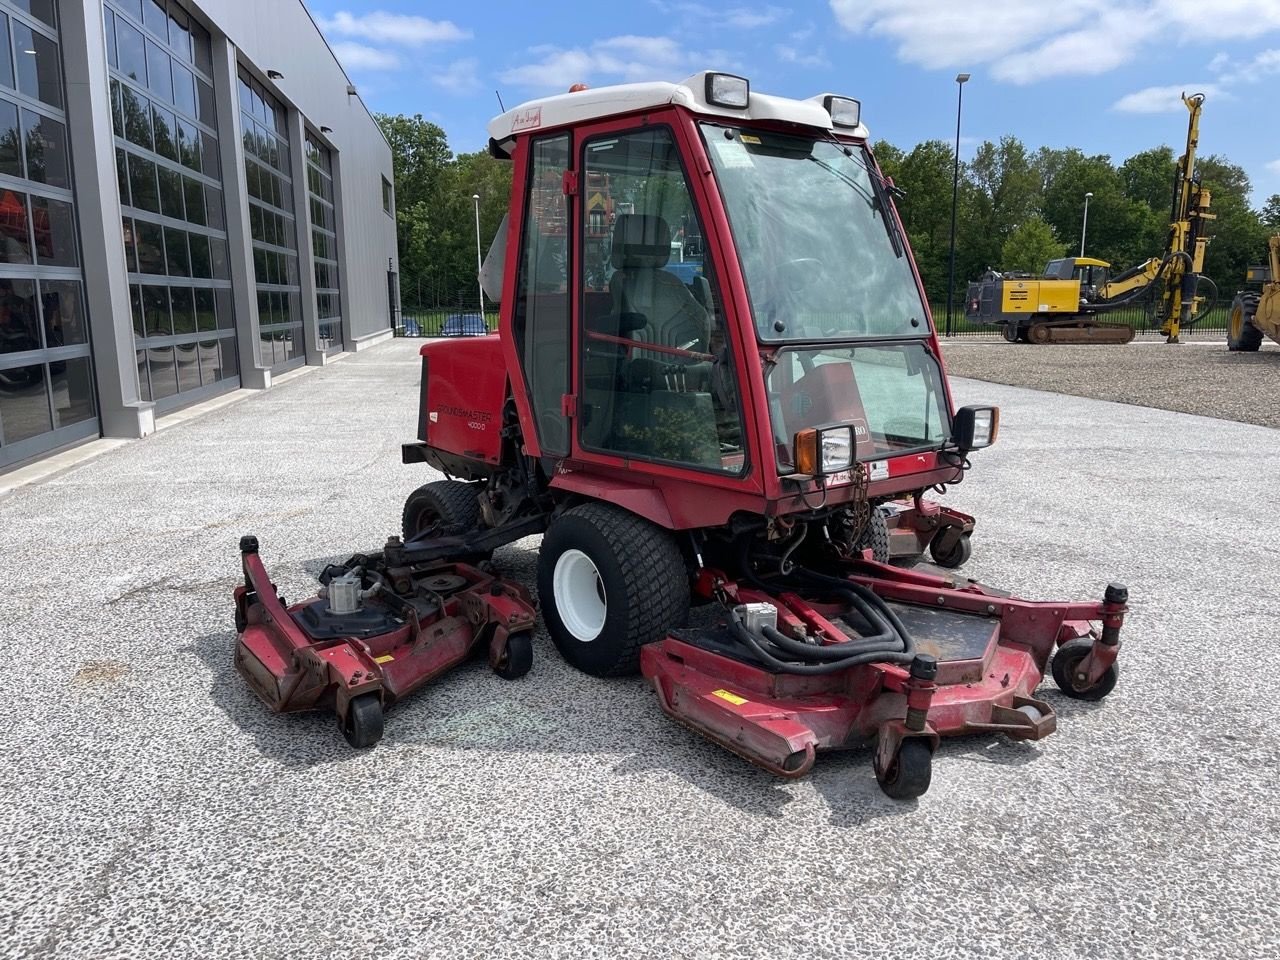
[235,72,1126,800]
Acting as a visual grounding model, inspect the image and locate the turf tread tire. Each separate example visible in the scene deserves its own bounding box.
[402,480,483,540]
[538,502,689,678]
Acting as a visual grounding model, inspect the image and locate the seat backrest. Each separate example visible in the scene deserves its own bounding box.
[608,214,710,352]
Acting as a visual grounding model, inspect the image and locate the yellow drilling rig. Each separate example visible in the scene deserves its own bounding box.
[965,93,1215,344]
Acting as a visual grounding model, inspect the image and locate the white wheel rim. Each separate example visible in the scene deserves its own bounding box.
[553,548,607,642]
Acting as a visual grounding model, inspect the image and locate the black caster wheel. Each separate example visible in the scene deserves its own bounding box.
[875,738,933,800]
[1051,638,1119,701]
[493,631,533,680]
[341,693,384,748]
[930,531,972,569]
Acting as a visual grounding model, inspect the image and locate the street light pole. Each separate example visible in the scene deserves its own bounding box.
[946,72,970,338]
[1079,191,1093,257]
[472,193,485,316]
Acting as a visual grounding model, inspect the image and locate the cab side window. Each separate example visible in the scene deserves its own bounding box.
[515,134,571,455]
[577,127,744,474]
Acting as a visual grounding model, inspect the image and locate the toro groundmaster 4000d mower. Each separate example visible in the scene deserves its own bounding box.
[234,73,1126,799]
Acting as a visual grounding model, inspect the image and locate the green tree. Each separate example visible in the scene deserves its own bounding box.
[964,136,1041,271]
[1000,216,1066,273]
[1196,155,1268,293]
[1262,194,1280,230]
[1121,146,1176,212]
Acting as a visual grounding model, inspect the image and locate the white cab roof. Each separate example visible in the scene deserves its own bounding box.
[487,71,868,147]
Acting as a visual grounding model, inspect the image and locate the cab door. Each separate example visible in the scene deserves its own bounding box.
[568,119,750,484]
[507,132,574,458]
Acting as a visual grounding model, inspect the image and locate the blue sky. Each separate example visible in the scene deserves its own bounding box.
[309,0,1280,205]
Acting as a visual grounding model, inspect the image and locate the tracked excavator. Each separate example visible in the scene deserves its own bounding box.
[965,93,1216,344]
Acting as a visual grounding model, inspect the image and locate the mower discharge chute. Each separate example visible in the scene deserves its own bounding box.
[233,72,1127,799]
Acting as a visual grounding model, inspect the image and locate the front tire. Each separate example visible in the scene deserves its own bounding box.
[1227,294,1263,352]
[537,503,689,677]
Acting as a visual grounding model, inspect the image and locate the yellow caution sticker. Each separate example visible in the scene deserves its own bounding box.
[374,655,395,664]
[711,688,748,706]
[739,134,762,144]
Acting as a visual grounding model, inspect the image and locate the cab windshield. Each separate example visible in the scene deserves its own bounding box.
[767,342,949,474]
[700,124,926,341]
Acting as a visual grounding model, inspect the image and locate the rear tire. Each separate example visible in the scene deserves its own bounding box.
[402,480,483,540]
[537,503,689,677]
[1001,323,1018,343]
[1227,294,1263,352]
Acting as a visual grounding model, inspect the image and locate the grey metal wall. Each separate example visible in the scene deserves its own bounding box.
[194,0,396,345]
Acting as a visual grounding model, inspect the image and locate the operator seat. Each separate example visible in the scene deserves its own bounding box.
[608,215,710,356]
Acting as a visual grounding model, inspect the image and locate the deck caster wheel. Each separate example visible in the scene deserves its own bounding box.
[930,531,971,569]
[341,693,384,748]
[493,631,533,680]
[1051,638,1119,701]
[875,738,932,801]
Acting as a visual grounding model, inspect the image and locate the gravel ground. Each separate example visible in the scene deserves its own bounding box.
[942,338,1280,428]
[2,338,1278,959]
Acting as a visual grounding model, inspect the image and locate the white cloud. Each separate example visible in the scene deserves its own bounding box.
[649,2,789,28]
[330,41,400,72]
[317,10,470,46]
[727,6,789,28]
[776,44,828,68]
[1111,84,1225,113]
[1209,46,1280,84]
[828,0,1280,83]
[432,58,481,94]
[1267,159,1280,174]
[500,35,701,89]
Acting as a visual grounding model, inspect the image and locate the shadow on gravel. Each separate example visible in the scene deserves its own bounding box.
[184,630,354,770]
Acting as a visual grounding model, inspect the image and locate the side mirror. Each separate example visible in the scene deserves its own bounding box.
[952,405,999,452]
[794,423,854,476]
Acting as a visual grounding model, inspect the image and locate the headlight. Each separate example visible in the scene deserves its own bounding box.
[705,73,750,109]
[823,95,861,128]
[793,424,855,476]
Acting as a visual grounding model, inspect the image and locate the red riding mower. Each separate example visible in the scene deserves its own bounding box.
[233,72,1125,799]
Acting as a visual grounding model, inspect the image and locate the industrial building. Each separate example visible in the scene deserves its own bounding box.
[0,0,398,471]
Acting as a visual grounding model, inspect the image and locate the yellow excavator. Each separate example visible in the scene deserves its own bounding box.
[1227,236,1280,351]
[965,93,1215,344]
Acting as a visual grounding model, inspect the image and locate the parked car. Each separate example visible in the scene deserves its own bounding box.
[440,313,488,337]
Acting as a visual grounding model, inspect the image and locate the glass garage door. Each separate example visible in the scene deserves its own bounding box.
[105,0,238,411]
[0,0,98,469]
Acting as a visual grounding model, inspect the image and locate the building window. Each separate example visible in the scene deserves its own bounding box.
[238,68,300,370]
[0,0,97,469]
[106,0,236,409]
[381,175,392,215]
[306,131,341,355]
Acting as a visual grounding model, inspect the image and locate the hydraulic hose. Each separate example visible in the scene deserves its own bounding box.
[725,551,917,674]
[728,619,915,675]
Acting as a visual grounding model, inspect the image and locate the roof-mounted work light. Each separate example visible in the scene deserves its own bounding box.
[823,95,861,128]
[705,73,749,109]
